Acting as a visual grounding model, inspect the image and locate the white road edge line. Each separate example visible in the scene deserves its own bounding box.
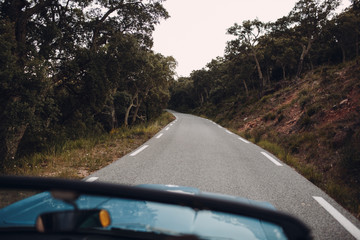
[165,127,170,131]
[238,137,250,144]
[226,130,233,135]
[261,152,283,166]
[86,177,98,182]
[313,196,360,239]
[156,133,163,139]
[130,145,149,156]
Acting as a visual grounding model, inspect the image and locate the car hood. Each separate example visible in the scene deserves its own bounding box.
[0,184,286,240]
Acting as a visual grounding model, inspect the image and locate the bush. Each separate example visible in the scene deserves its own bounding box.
[307,105,321,117]
[244,130,251,139]
[299,95,311,109]
[277,114,285,122]
[251,128,265,143]
[263,112,276,121]
[298,114,312,128]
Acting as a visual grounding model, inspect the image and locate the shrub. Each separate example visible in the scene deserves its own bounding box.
[277,114,285,122]
[298,114,312,128]
[251,128,265,143]
[263,112,276,121]
[307,105,321,117]
[244,130,251,139]
[299,95,311,109]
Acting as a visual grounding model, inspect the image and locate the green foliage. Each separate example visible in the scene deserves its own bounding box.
[260,94,272,103]
[298,95,311,109]
[306,105,321,117]
[172,0,358,115]
[263,112,276,121]
[0,0,173,166]
[341,128,360,175]
[258,139,322,184]
[251,128,266,143]
[6,112,174,177]
[277,114,285,122]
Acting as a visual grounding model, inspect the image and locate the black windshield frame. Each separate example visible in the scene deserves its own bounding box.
[0,176,311,240]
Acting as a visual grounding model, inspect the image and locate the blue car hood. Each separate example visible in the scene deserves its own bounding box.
[0,184,286,240]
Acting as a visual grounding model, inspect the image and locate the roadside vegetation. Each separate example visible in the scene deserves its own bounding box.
[1,0,360,220]
[4,112,174,178]
[0,1,176,170]
[169,1,360,219]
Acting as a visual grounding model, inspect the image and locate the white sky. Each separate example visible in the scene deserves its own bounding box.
[152,0,351,77]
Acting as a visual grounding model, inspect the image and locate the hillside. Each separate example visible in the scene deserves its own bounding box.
[195,62,360,219]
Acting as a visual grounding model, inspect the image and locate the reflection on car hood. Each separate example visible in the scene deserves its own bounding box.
[139,184,276,209]
[0,184,286,240]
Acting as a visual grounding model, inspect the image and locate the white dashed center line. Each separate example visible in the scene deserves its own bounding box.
[130,145,149,156]
[238,137,250,144]
[86,177,98,182]
[165,127,170,131]
[313,196,360,239]
[261,152,283,166]
[226,130,233,135]
[156,133,163,139]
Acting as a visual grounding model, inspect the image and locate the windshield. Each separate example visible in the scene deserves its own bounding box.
[0,189,287,240]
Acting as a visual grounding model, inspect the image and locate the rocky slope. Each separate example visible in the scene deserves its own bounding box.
[202,62,360,218]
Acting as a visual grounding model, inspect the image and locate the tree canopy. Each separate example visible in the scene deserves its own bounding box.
[0,0,175,167]
[170,0,359,111]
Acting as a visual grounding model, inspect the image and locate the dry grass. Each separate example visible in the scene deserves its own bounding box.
[5,112,175,179]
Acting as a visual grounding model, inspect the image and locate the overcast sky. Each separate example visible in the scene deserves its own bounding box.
[152,0,351,77]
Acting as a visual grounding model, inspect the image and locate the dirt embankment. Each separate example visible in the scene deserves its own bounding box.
[214,63,360,218]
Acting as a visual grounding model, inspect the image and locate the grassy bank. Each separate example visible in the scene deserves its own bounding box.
[4,112,175,179]
[194,62,360,219]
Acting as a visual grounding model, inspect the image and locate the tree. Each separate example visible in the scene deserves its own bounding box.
[227,19,267,89]
[191,69,211,106]
[289,0,340,78]
[0,0,170,167]
[0,0,63,167]
[265,17,298,81]
[169,77,196,111]
[89,0,169,51]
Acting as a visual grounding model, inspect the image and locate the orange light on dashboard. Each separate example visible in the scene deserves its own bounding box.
[99,209,111,227]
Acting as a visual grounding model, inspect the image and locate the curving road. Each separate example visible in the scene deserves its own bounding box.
[86,111,360,240]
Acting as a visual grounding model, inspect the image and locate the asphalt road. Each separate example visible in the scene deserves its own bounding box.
[87,111,360,240]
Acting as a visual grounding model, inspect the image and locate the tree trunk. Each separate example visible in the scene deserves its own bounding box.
[91,7,121,51]
[0,124,28,169]
[340,45,346,64]
[296,38,314,79]
[242,79,249,97]
[252,50,264,87]
[356,33,359,64]
[282,64,287,81]
[124,92,138,127]
[199,93,204,106]
[266,68,271,86]
[110,101,118,129]
[131,98,142,125]
[308,53,314,71]
[204,88,209,100]
[297,45,307,78]
[0,0,54,168]
[356,33,359,58]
